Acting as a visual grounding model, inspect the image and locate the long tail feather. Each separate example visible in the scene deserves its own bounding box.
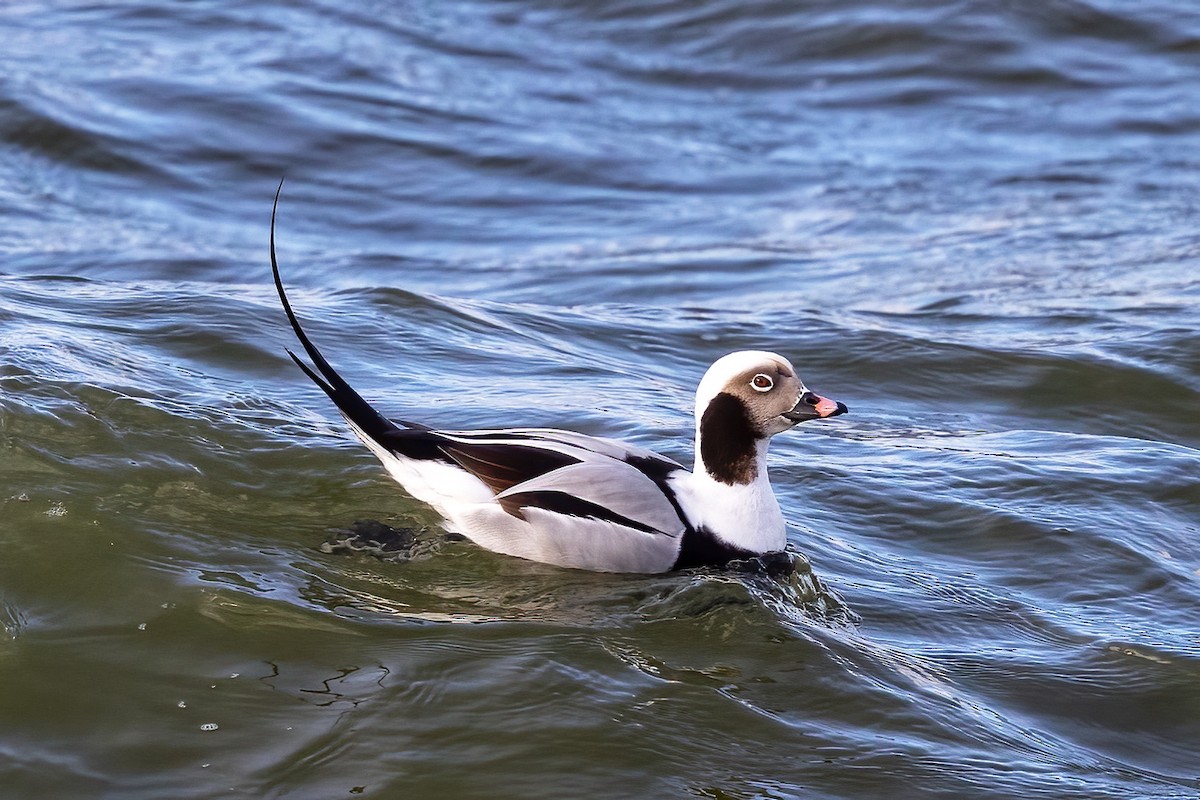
[269,179,408,443]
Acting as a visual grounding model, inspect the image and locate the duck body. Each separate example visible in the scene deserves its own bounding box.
[349,422,695,573]
[270,190,846,573]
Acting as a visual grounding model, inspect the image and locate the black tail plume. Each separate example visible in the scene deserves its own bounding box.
[269,179,410,443]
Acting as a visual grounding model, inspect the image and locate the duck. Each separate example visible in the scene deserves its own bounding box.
[269,189,847,573]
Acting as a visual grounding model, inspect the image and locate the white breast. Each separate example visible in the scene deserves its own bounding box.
[671,438,788,554]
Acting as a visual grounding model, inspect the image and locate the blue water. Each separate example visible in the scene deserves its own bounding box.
[1,1,1198,798]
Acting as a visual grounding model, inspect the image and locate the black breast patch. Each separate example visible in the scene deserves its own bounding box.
[672,526,755,569]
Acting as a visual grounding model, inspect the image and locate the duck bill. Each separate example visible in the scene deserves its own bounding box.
[782,391,848,423]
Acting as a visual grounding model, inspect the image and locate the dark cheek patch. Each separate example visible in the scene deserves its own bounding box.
[699,392,760,485]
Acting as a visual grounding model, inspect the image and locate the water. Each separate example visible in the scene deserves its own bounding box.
[2,1,1198,797]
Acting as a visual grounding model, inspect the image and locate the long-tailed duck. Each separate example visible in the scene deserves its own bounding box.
[270,186,846,573]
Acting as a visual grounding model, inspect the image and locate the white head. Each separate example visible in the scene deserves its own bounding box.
[693,350,846,485]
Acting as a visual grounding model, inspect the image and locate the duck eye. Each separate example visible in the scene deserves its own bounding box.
[751,374,774,392]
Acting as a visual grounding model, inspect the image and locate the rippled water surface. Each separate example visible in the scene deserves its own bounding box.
[2,1,1199,798]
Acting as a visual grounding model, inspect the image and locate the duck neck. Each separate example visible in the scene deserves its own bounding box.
[690,426,786,554]
[694,434,773,488]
